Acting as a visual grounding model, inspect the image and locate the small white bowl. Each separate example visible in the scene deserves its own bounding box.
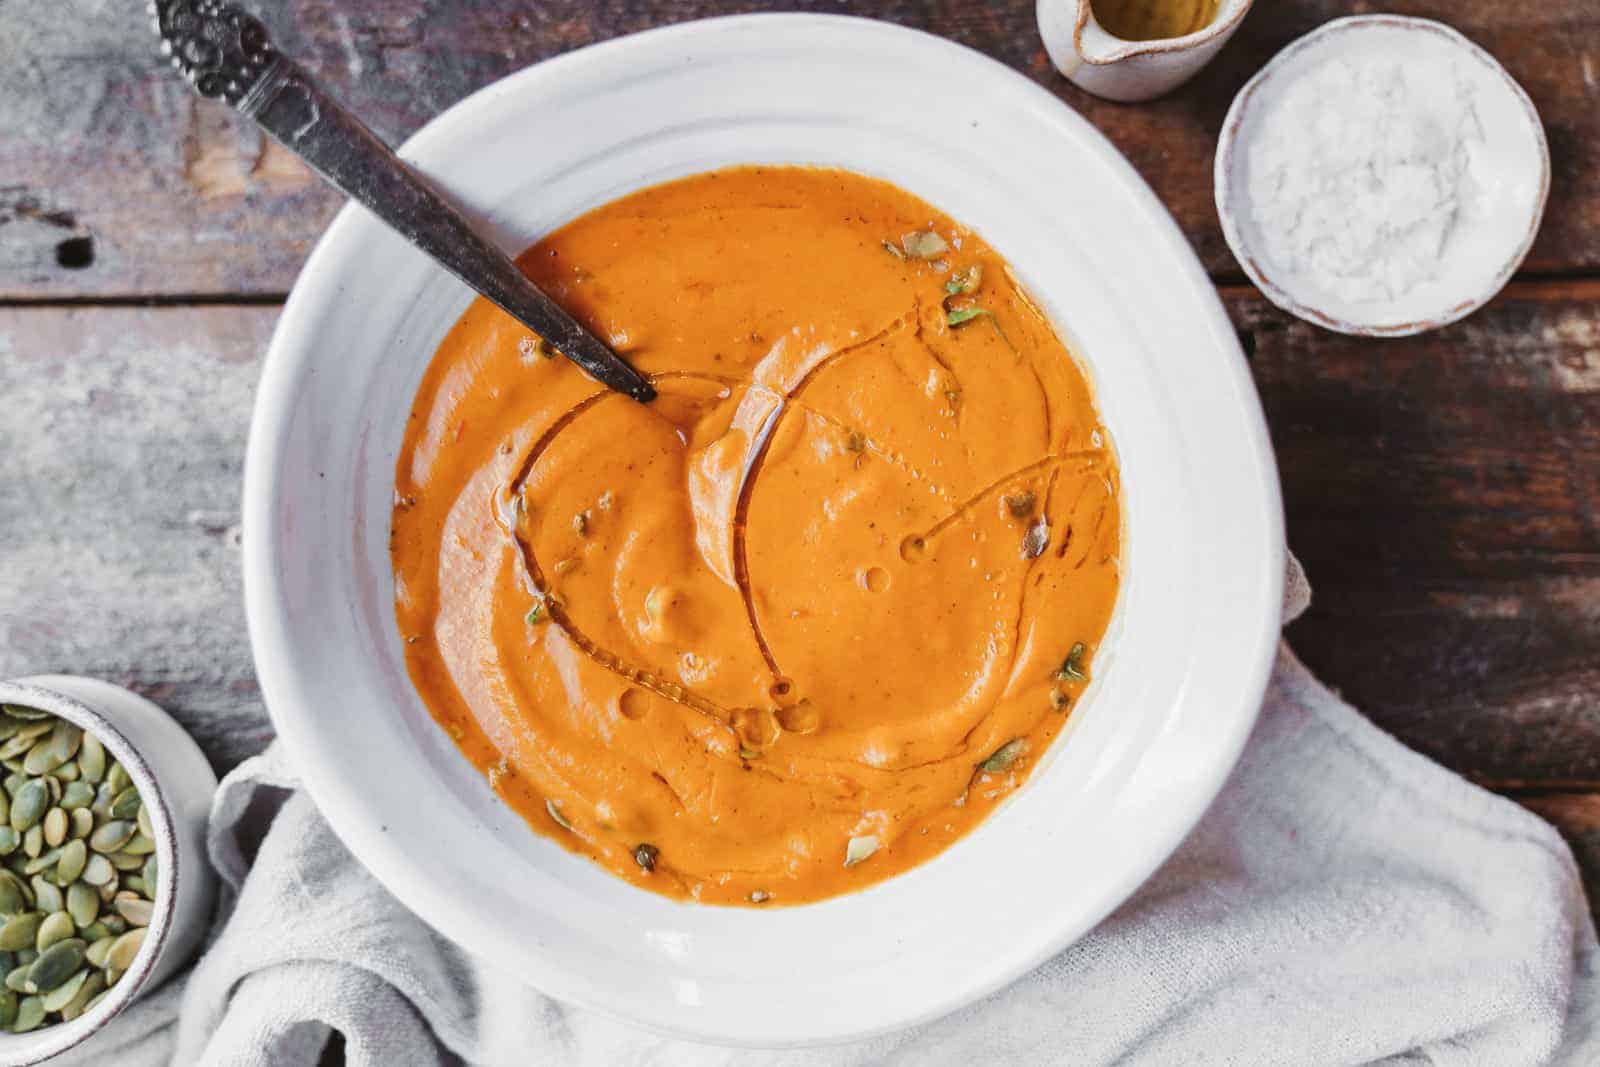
[1216,16,1549,337]
[0,676,217,1065]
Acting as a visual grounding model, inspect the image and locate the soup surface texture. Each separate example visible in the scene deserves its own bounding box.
[392,167,1121,906]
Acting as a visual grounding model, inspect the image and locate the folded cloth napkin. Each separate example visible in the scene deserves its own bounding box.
[61,561,1600,1065]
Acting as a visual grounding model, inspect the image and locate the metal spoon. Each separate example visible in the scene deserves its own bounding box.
[150,1,656,404]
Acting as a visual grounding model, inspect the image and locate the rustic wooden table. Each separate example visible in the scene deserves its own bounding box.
[2,0,1597,915]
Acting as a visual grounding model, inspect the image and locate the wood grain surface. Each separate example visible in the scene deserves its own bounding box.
[2,292,1593,781]
[0,1,1596,909]
[2,0,1598,297]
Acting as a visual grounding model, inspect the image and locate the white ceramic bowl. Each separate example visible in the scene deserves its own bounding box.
[1215,16,1549,337]
[244,14,1283,1046]
[0,676,216,1065]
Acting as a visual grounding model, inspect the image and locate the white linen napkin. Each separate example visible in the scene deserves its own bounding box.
[60,560,1600,1065]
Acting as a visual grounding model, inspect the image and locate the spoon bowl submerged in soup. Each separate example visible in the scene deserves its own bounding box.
[390,166,1122,906]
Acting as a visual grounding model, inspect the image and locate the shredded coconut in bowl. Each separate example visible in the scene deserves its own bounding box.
[1247,56,1488,304]
[1220,17,1549,335]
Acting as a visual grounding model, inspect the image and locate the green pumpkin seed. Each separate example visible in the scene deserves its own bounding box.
[1,966,28,994]
[0,829,17,858]
[28,879,60,917]
[0,790,10,828]
[0,720,18,742]
[1054,642,1089,682]
[20,826,40,860]
[0,989,14,1027]
[97,883,118,908]
[27,939,84,993]
[55,839,86,885]
[84,989,109,1012]
[21,739,64,777]
[0,761,21,776]
[42,777,60,805]
[81,854,113,887]
[0,913,43,952]
[89,821,134,854]
[41,807,66,848]
[21,848,60,877]
[113,896,153,927]
[122,876,147,896]
[843,834,880,868]
[48,721,81,765]
[544,799,574,831]
[121,833,155,857]
[70,808,92,841]
[8,780,46,833]
[77,741,105,785]
[35,912,73,953]
[0,875,23,917]
[107,851,143,871]
[58,970,102,1021]
[90,784,114,820]
[109,788,140,821]
[105,966,124,987]
[41,967,87,1012]
[11,994,43,1033]
[84,936,115,970]
[105,763,130,797]
[100,914,126,935]
[0,736,35,764]
[0,706,50,722]
[59,781,93,812]
[51,760,79,783]
[978,738,1027,774]
[66,883,98,928]
[78,922,108,943]
[141,856,157,890]
[105,928,145,971]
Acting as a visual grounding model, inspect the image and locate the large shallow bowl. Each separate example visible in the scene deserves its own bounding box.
[244,13,1283,1047]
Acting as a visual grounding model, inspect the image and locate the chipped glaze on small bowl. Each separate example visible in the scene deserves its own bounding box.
[1038,0,1255,102]
[0,676,217,1065]
[1215,16,1550,338]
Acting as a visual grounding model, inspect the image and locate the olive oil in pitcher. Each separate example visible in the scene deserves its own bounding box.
[1092,0,1220,41]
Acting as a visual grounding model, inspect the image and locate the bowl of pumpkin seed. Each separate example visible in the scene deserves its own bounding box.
[0,676,216,1063]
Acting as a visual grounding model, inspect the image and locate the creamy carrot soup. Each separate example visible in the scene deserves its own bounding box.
[391,167,1121,905]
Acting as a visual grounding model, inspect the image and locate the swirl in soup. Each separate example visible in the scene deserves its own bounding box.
[391,167,1121,905]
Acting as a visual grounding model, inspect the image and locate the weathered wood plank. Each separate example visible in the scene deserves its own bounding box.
[1234,282,1600,784]
[0,307,275,772]
[2,0,1597,297]
[1,287,1594,781]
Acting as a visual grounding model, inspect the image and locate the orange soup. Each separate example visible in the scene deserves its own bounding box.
[391,167,1121,905]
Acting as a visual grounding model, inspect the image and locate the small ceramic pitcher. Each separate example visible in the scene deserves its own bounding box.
[1037,0,1254,102]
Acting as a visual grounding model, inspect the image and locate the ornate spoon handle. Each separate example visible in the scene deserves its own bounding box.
[150,1,656,404]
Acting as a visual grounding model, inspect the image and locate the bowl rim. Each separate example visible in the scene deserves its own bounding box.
[1214,14,1551,338]
[0,679,179,1064]
[244,12,1284,1046]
